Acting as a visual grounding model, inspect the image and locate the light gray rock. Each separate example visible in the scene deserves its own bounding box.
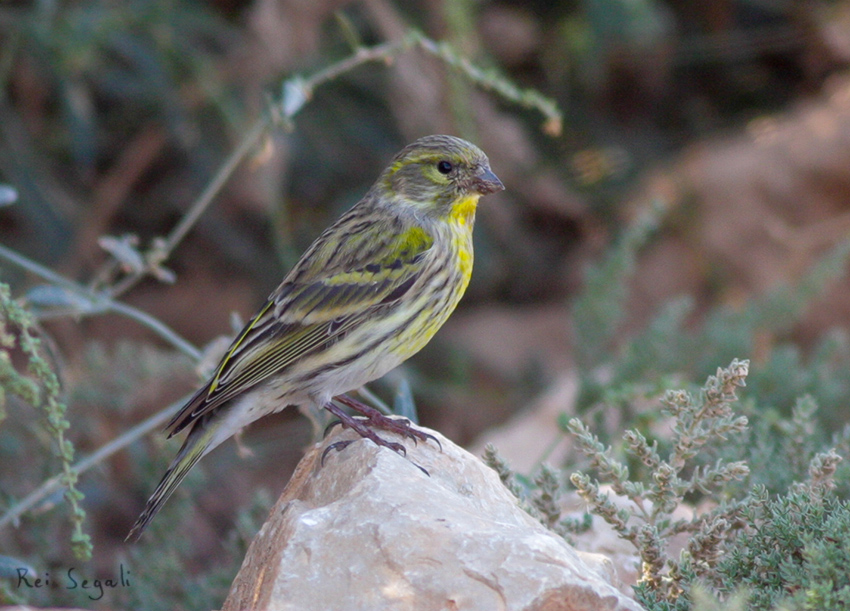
[222,424,644,611]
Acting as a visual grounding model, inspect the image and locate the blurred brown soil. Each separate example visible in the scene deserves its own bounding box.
[625,72,850,347]
[469,73,850,471]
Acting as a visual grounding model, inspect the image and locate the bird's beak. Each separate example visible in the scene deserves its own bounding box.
[473,166,504,195]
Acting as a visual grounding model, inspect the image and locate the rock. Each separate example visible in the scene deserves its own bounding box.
[470,376,659,594]
[222,424,644,611]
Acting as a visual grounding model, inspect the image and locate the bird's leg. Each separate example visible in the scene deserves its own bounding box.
[321,401,407,462]
[320,395,438,474]
[335,393,441,450]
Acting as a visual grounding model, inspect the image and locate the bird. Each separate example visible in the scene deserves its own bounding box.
[126,134,503,541]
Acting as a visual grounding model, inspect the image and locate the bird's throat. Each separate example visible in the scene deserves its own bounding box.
[448,194,480,227]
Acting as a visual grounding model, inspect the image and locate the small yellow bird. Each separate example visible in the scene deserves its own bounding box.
[127,135,503,541]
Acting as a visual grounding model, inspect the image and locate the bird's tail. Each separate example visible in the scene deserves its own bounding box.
[125,421,216,542]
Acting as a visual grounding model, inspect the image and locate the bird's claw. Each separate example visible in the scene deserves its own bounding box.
[323,419,344,438]
[321,439,355,465]
[334,394,442,451]
[320,395,442,475]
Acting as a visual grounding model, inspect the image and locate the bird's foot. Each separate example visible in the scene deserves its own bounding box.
[321,395,436,475]
[335,394,442,450]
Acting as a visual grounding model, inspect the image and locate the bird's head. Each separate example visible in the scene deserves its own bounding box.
[379,135,503,218]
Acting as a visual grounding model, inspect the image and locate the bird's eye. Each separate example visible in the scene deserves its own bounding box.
[437,160,453,174]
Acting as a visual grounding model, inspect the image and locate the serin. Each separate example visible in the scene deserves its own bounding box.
[127,134,503,541]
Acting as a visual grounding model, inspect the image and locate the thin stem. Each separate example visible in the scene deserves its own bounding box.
[0,394,188,531]
[0,245,199,360]
[0,243,81,292]
[109,115,274,299]
[166,119,272,258]
[304,38,409,93]
[108,301,201,361]
[104,40,411,300]
[356,385,392,415]
[98,29,561,298]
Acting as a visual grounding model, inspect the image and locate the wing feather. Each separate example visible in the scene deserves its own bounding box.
[167,216,433,435]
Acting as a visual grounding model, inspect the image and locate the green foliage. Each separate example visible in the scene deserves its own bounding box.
[712,491,850,610]
[488,357,850,611]
[4,0,238,161]
[573,205,850,431]
[0,282,91,560]
[482,444,593,542]
[711,394,850,500]
[570,361,755,600]
[507,195,850,609]
[530,464,593,539]
[571,199,662,373]
[482,443,528,502]
[0,0,241,267]
[118,488,272,611]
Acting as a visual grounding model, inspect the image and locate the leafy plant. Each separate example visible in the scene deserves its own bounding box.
[0,283,91,560]
[486,358,850,611]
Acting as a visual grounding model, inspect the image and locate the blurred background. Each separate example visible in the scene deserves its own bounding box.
[4,0,850,608]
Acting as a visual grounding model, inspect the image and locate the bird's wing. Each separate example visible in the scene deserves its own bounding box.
[166,219,434,435]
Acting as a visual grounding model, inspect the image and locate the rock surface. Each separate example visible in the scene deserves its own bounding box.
[222,423,644,611]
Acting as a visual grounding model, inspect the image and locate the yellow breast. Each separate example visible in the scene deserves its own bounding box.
[448,193,479,287]
[385,195,479,359]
